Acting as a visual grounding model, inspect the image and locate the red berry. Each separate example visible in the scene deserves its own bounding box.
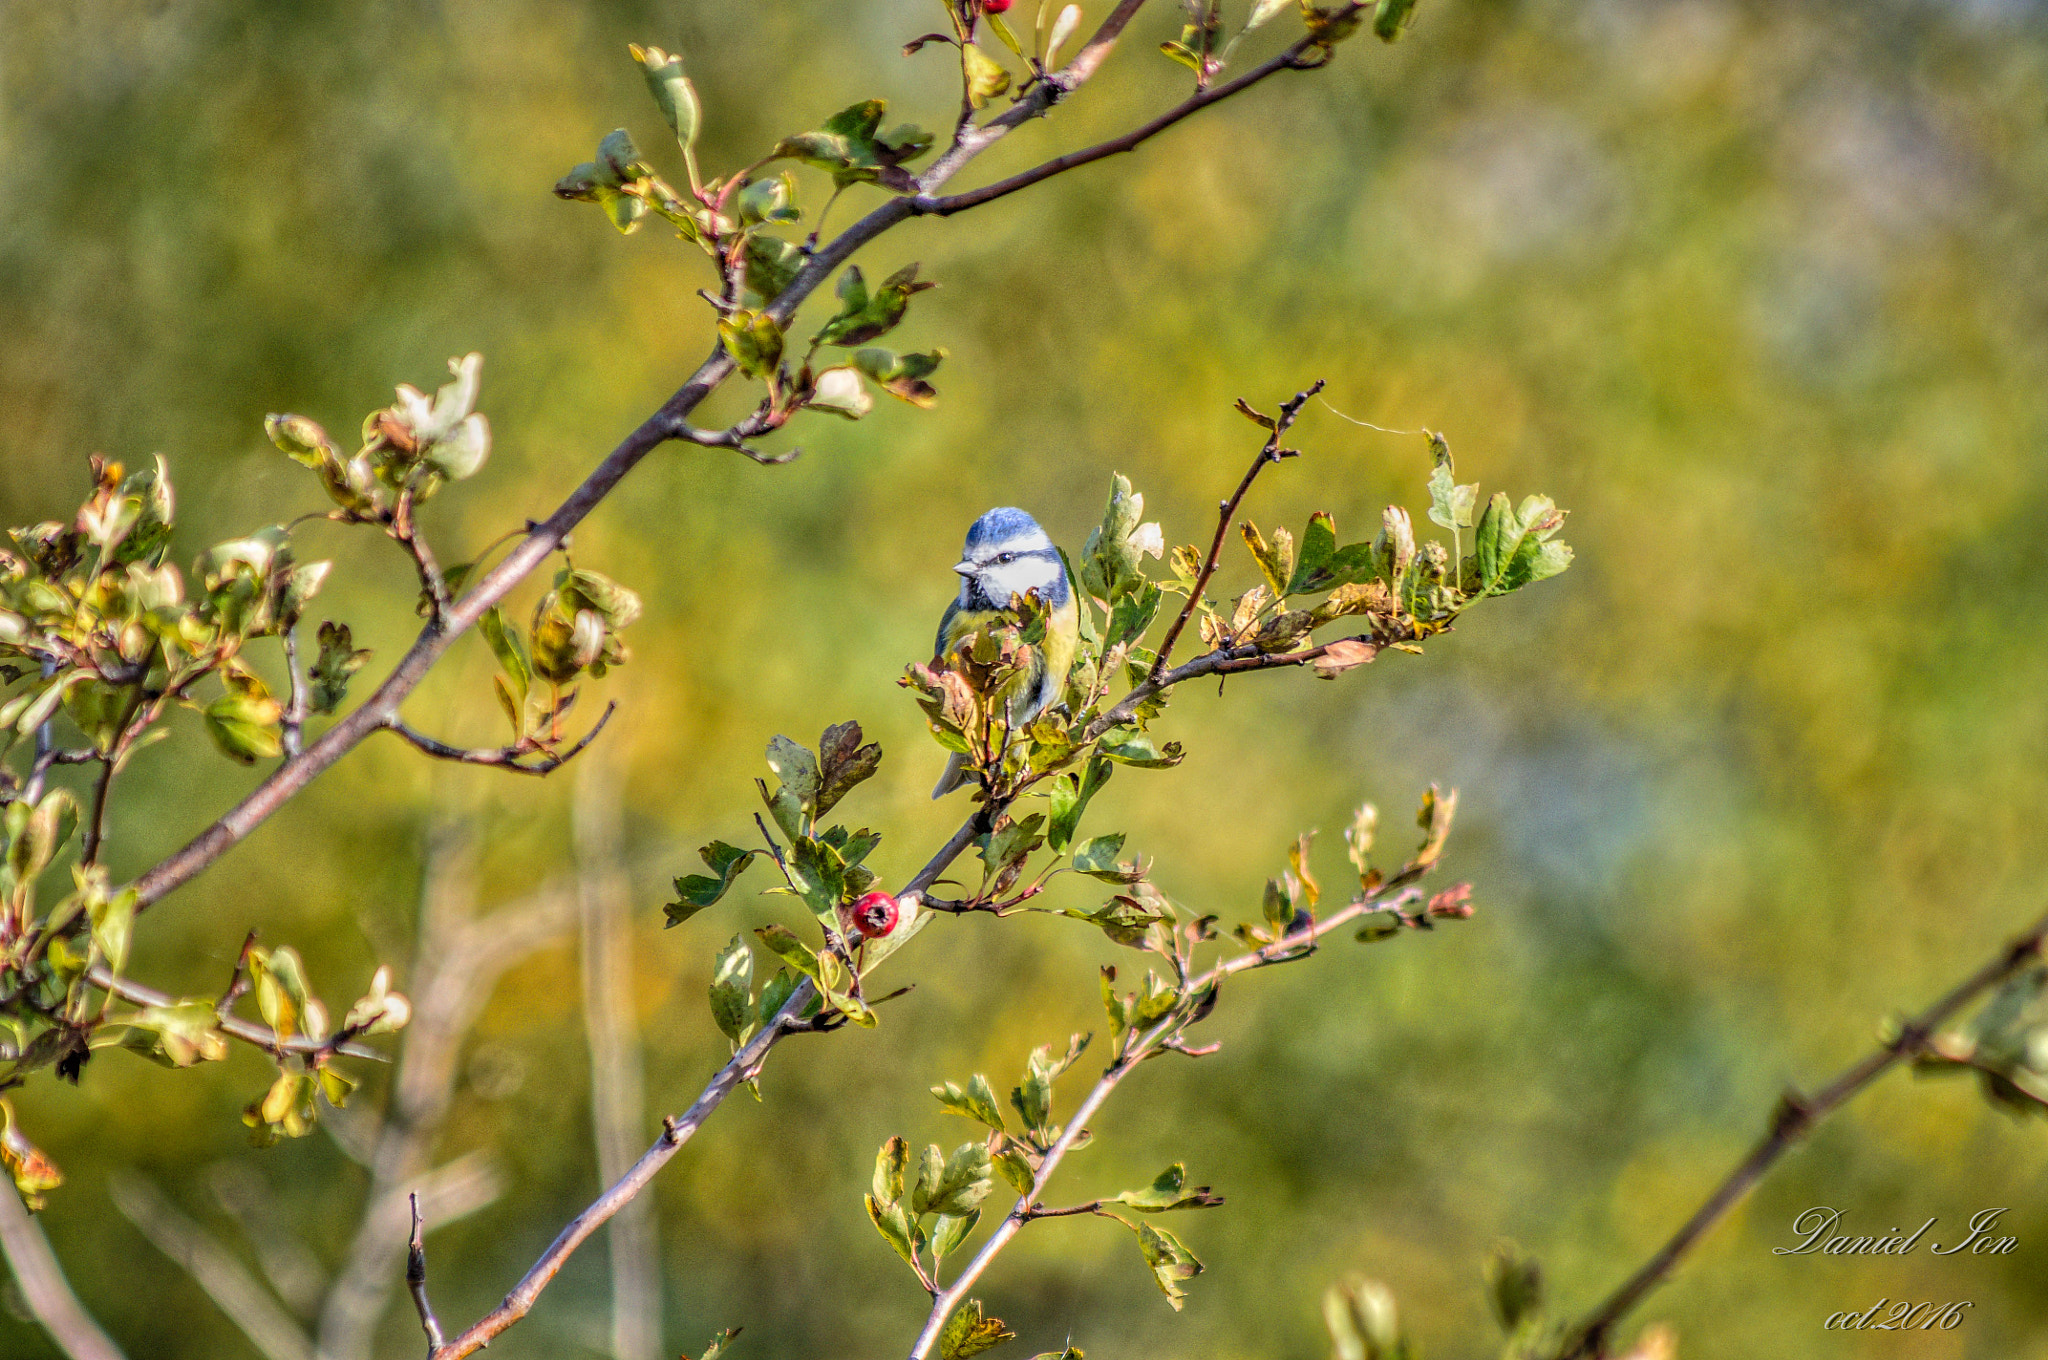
[984,0,1014,12]
[852,891,900,940]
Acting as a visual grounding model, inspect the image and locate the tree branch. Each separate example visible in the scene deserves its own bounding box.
[406,1193,445,1354]
[0,1183,128,1360]
[383,702,617,777]
[906,873,1437,1360]
[1558,907,2048,1360]
[1150,381,1323,679]
[425,810,991,1360]
[86,965,387,1062]
[917,33,1337,220]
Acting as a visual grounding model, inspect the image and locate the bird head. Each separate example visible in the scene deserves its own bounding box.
[955,507,1067,611]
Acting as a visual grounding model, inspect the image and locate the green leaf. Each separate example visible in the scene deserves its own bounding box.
[744,233,805,302]
[718,309,784,379]
[932,1073,1007,1132]
[938,1299,1015,1360]
[1072,892,1170,948]
[1048,754,1112,853]
[930,1210,980,1263]
[754,925,822,986]
[1078,474,1148,603]
[873,1134,909,1205]
[310,621,371,716]
[692,1328,741,1360]
[814,265,936,349]
[993,1145,1035,1195]
[911,1142,946,1215]
[1111,1163,1225,1213]
[88,887,137,977]
[1132,1221,1204,1310]
[960,43,1011,109]
[927,1143,994,1216]
[1374,0,1423,42]
[1425,436,1475,532]
[866,1192,922,1270]
[250,946,316,1043]
[1096,734,1183,769]
[1072,834,1143,883]
[1287,511,1339,594]
[756,968,799,1027]
[1104,580,1162,651]
[708,936,754,1043]
[665,841,760,925]
[773,99,934,187]
[766,734,821,816]
[1483,1240,1544,1333]
[630,44,701,152]
[852,346,945,406]
[787,835,848,925]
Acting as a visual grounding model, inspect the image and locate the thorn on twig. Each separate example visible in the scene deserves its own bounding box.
[407,1192,446,1352]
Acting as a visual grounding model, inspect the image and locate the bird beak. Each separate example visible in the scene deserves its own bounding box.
[953,561,976,577]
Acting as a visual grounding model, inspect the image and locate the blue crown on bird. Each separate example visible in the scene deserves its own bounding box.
[931,507,1081,797]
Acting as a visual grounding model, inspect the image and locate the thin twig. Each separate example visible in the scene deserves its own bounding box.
[425,813,989,1359]
[382,702,617,776]
[87,964,386,1061]
[390,491,452,629]
[1150,381,1323,680]
[0,1181,128,1360]
[1557,908,2048,1359]
[917,34,1339,220]
[406,1194,445,1353]
[906,873,1431,1360]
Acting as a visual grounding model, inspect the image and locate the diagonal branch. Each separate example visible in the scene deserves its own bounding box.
[1149,381,1323,680]
[907,873,1436,1360]
[917,32,1340,220]
[424,810,991,1359]
[0,1185,128,1360]
[1557,906,2048,1360]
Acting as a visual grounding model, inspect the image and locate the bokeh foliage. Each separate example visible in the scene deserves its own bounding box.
[5,0,2048,1358]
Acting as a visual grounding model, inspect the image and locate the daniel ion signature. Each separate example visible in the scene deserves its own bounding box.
[1774,1207,2016,1258]
[1775,1207,2015,1332]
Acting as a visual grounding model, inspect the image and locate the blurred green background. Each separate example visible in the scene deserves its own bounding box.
[5,0,2048,1356]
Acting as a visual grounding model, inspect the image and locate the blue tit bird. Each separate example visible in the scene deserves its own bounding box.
[931,507,1081,798]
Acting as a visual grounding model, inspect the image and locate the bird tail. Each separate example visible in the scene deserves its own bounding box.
[931,751,969,799]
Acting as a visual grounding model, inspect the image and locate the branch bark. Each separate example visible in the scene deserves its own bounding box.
[1558,907,2048,1359]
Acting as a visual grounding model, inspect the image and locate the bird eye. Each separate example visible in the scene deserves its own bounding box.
[996,552,1014,564]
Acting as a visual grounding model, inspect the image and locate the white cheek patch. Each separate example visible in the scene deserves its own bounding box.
[986,558,1059,603]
